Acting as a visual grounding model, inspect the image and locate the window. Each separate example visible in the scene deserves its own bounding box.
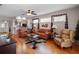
[53,15,66,22]
[40,18,51,23]
[40,17,51,29]
[51,14,68,33]
[33,19,38,23]
[32,18,39,29]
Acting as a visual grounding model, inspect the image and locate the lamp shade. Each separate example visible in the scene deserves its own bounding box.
[16,16,21,19]
[52,25,57,29]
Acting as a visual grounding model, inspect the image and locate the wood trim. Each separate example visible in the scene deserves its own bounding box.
[51,16,53,32]
[65,14,68,29]
[51,13,67,17]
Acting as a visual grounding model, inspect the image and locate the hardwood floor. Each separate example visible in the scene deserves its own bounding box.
[15,39,79,54]
[0,32,79,54]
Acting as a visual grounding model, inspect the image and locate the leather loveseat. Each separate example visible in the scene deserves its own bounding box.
[32,29,51,39]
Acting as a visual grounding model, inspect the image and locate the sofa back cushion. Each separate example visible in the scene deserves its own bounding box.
[38,29,50,33]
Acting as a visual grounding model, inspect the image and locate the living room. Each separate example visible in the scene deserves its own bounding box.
[0,4,79,54]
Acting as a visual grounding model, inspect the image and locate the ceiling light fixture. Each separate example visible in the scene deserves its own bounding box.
[27,13,32,16]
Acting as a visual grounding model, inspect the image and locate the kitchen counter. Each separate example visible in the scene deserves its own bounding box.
[0,33,16,54]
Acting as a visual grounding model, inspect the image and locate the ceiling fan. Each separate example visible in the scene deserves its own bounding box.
[22,10,37,16]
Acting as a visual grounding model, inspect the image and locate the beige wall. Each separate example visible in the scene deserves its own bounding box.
[30,6,79,30]
[0,6,79,33]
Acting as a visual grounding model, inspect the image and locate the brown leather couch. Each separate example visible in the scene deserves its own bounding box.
[32,29,51,39]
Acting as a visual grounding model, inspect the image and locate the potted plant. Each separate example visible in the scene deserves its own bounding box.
[75,20,79,44]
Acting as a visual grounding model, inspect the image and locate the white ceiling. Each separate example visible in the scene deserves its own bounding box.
[0,4,78,18]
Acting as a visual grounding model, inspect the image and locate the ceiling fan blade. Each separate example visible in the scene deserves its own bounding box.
[31,11,37,15]
[33,13,37,15]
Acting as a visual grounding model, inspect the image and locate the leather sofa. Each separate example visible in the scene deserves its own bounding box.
[32,29,51,39]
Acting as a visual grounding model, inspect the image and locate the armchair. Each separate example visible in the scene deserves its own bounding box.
[54,29,74,48]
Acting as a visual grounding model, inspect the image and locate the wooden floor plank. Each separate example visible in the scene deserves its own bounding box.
[16,39,79,54]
